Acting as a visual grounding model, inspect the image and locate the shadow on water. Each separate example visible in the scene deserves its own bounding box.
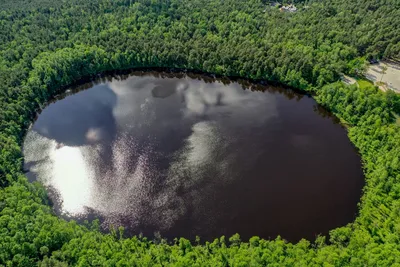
[33,84,118,147]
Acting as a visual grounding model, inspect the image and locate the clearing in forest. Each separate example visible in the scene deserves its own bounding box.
[366,60,400,93]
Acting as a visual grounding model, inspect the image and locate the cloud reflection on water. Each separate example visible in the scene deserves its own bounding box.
[23,72,364,242]
[24,74,277,231]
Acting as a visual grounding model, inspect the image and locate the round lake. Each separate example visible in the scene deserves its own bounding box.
[23,72,364,242]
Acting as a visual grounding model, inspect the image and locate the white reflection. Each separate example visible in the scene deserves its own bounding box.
[109,77,158,130]
[182,121,223,167]
[149,121,228,228]
[85,128,103,143]
[93,134,155,225]
[51,146,94,214]
[24,74,280,232]
[179,81,278,128]
[24,131,95,215]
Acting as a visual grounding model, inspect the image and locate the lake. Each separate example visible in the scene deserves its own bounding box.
[23,71,364,242]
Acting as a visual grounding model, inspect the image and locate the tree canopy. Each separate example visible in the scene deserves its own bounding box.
[0,0,400,266]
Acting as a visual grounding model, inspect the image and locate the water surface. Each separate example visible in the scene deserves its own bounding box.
[24,72,364,242]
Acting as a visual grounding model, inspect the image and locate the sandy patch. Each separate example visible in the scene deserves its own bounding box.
[366,60,400,93]
[341,75,357,86]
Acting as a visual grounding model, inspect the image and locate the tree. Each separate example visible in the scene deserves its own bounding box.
[381,65,388,82]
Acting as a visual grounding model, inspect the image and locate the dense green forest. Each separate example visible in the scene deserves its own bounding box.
[0,0,400,265]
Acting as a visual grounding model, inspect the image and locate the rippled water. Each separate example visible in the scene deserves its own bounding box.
[24,72,364,242]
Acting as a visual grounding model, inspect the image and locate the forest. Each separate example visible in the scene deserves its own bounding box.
[0,0,400,265]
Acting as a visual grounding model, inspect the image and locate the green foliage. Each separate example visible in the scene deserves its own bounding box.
[0,0,400,265]
[347,57,367,77]
[357,79,375,90]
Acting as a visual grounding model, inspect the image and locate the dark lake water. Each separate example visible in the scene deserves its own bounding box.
[23,72,364,242]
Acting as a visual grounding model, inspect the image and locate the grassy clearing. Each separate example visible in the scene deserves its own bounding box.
[357,78,375,89]
[394,113,400,126]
